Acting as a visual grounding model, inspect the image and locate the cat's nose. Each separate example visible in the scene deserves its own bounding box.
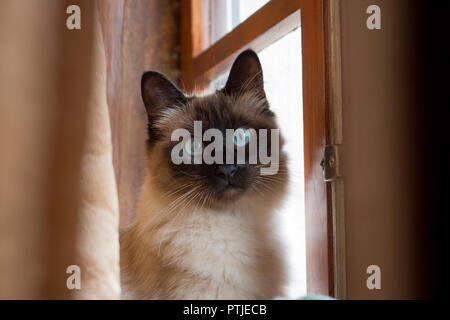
[216,164,238,181]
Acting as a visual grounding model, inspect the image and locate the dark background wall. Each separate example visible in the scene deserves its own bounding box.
[340,0,435,299]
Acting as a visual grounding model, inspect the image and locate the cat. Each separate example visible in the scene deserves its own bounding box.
[120,50,289,299]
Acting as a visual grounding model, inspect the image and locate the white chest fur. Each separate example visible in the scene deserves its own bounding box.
[156,208,264,299]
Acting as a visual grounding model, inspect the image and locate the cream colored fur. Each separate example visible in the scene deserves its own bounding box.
[120,168,285,300]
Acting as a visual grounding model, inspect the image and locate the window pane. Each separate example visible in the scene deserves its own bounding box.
[237,0,271,22]
[207,0,270,46]
[259,28,305,298]
[208,28,306,298]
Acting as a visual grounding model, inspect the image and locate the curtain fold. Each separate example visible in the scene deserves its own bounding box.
[74,2,121,299]
[0,0,120,299]
[0,0,179,300]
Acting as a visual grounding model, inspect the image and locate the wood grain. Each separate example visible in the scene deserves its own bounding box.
[180,0,195,90]
[299,0,330,296]
[324,0,346,299]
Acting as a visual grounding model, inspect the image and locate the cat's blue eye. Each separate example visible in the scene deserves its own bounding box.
[185,138,202,156]
[233,128,250,147]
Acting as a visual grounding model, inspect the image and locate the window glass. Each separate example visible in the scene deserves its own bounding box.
[207,0,270,46]
[259,28,305,298]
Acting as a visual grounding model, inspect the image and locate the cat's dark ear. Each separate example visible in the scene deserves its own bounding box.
[223,50,265,97]
[141,71,187,119]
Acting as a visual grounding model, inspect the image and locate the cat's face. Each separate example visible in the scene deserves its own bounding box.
[141,50,287,209]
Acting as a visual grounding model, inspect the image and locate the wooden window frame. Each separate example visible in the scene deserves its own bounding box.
[180,0,332,296]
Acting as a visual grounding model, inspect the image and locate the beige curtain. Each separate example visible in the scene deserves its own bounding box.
[0,0,120,299]
[0,0,179,300]
[74,4,121,299]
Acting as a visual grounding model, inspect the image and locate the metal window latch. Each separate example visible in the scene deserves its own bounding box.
[320,144,343,182]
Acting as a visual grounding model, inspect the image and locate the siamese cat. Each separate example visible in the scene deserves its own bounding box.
[120,50,288,299]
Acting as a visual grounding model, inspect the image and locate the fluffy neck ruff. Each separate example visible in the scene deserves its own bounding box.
[120,167,286,300]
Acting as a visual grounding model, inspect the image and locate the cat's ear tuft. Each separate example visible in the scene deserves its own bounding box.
[141,71,187,117]
[223,50,265,97]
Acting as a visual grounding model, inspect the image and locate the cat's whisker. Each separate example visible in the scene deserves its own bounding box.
[169,187,207,227]
[165,188,199,214]
[173,167,207,180]
[153,186,200,220]
[250,182,265,198]
[158,182,196,200]
[151,185,196,219]
[176,188,203,215]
